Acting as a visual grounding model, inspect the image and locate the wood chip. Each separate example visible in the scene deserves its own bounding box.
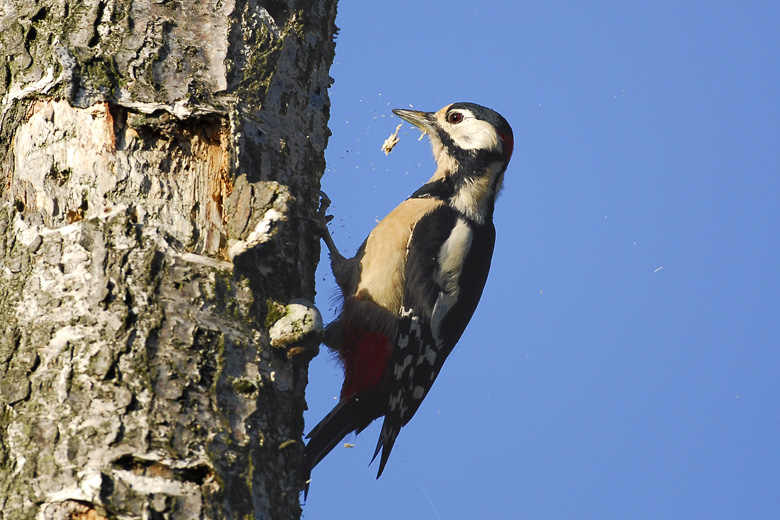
[381,124,403,155]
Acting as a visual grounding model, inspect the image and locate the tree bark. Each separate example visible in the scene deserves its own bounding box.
[0,1,337,518]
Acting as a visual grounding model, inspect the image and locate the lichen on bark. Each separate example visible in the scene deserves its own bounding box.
[0,0,338,518]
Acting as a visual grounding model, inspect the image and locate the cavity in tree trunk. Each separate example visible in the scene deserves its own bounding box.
[0,1,338,518]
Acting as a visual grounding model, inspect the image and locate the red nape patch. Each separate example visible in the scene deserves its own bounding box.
[499,134,514,161]
[340,330,392,400]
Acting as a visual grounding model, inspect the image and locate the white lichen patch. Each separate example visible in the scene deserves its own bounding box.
[268,299,324,349]
[44,470,103,505]
[227,208,285,260]
[112,469,197,496]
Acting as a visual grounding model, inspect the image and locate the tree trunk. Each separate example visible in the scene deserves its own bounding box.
[0,1,337,518]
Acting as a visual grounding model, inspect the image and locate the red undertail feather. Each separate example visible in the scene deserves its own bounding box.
[304,323,393,496]
[340,326,392,400]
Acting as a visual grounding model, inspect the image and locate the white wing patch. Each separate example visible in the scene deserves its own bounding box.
[431,218,473,345]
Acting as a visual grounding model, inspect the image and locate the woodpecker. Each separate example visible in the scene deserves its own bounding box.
[305,102,514,483]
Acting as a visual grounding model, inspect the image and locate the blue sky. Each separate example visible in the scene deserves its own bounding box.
[303,2,780,518]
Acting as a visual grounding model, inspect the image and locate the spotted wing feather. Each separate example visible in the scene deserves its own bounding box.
[373,206,496,476]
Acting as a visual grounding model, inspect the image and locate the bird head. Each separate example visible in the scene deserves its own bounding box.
[393,103,514,223]
[393,102,513,175]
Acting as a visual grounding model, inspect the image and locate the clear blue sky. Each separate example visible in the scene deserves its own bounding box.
[303,2,780,518]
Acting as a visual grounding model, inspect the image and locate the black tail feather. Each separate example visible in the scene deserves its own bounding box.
[303,395,379,498]
[305,399,359,471]
[371,414,401,479]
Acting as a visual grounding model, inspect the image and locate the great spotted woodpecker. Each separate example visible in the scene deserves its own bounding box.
[305,102,514,482]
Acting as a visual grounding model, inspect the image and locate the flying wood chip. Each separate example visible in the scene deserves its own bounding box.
[381,124,403,155]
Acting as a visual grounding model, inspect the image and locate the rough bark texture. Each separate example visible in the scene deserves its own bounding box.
[0,1,337,519]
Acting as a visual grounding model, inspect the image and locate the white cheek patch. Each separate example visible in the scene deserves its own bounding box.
[436,109,500,152]
[449,119,501,151]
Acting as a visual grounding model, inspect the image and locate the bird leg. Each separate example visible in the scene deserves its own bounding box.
[314,190,342,261]
[311,190,354,289]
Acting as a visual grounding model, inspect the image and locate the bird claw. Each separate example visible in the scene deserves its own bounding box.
[303,189,341,259]
[315,189,335,226]
[298,190,333,237]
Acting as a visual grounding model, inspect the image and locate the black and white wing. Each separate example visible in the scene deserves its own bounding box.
[372,205,496,477]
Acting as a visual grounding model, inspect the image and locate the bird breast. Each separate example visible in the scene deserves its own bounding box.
[354,197,445,313]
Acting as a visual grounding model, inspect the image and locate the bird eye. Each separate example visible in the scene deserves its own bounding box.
[447,112,463,124]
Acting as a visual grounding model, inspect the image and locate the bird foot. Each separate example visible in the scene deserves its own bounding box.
[311,189,341,259]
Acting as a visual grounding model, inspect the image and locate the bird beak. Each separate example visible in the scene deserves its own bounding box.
[392,109,436,135]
